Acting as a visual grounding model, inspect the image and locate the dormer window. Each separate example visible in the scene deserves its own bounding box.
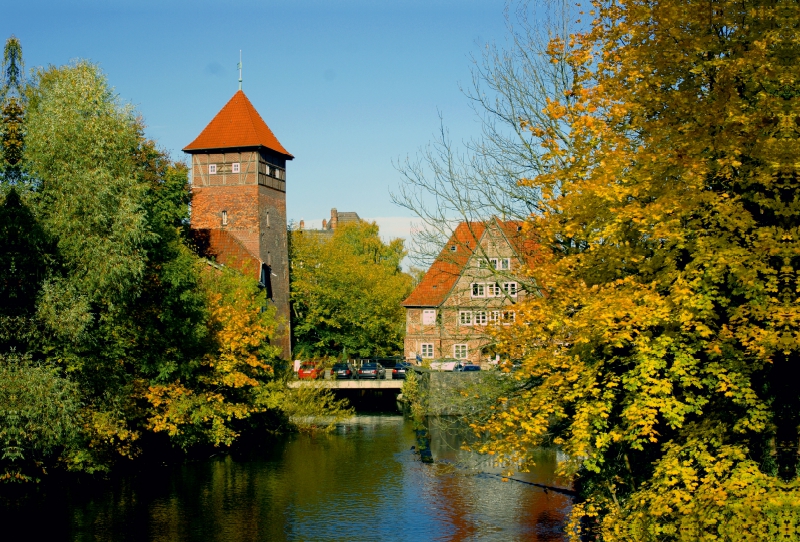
[221,210,228,226]
[450,245,457,252]
[232,162,240,173]
[209,164,217,174]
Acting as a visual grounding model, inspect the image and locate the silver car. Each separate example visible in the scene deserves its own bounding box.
[357,362,385,380]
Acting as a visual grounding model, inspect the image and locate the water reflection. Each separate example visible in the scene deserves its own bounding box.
[2,415,570,541]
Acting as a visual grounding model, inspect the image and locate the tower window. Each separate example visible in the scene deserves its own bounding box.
[209,164,217,174]
[221,210,228,226]
[232,162,240,173]
[266,212,270,228]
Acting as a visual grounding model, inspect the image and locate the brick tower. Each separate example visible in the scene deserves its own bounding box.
[183,90,293,359]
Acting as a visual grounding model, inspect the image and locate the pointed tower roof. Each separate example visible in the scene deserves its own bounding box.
[183,90,293,158]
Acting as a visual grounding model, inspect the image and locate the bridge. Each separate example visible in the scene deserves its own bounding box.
[288,379,404,390]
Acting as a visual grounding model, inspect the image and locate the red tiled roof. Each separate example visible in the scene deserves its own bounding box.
[402,218,541,307]
[191,228,261,279]
[402,222,486,307]
[183,90,293,157]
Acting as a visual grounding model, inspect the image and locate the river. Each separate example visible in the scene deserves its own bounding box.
[2,414,571,541]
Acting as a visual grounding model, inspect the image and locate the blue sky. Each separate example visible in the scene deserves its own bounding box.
[3,0,513,241]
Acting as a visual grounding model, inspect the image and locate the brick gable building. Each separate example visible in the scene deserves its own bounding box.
[402,219,537,364]
[184,90,293,358]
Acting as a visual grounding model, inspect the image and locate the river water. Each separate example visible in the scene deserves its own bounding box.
[3,414,571,541]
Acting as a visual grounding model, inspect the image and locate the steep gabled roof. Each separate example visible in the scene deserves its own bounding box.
[402,222,486,307]
[183,90,293,158]
[402,219,542,308]
[496,219,540,268]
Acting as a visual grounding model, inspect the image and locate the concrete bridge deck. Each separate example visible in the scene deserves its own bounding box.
[288,379,404,389]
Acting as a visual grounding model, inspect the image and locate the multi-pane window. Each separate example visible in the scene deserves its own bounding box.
[209,164,217,174]
[459,311,473,325]
[502,311,516,324]
[453,344,468,359]
[475,282,510,297]
[221,210,228,226]
[232,162,240,173]
[489,310,500,324]
[421,343,434,358]
[422,309,436,325]
[474,311,487,325]
[489,258,511,270]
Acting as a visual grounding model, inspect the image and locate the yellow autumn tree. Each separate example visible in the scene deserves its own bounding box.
[472,0,800,539]
[145,264,281,447]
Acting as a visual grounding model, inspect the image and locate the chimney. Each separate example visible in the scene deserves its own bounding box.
[322,219,327,229]
[330,208,338,230]
[299,220,305,229]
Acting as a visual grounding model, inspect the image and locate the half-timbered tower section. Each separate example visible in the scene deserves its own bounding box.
[183,90,293,358]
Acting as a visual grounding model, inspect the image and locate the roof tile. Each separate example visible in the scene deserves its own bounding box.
[402,222,486,307]
[183,90,293,157]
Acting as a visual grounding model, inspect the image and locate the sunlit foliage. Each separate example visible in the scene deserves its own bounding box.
[289,222,411,358]
[473,0,800,538]
[0,39,347,480]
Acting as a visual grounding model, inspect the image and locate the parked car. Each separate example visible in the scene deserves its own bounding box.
[298,361,325,379]
[358,362,386,380]
[392,361,413,380]
[331,362,356,380]
[429,359,463,372]
[457,363,481,372]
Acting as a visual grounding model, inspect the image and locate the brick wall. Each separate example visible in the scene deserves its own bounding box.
[189,148,292,359]
[404,224,527,364]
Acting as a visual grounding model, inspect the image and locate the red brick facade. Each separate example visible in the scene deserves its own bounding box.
[184,91,293,358]
[402,219,537,364]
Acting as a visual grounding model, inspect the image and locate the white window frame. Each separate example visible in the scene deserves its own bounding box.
[421,343,434,359]
[459,311,473,326]
[502,310,516,324]
[503,282,518,297]
[422,309,436,325]
[232,162,240,173]
[453,344,468,359]
[471,283,485,298]
[209,164,217,174]
[474,311,487,326]
[489,310,500,324]
[487,283,500,297]
[498,258,511,270]
[221,210,228,226]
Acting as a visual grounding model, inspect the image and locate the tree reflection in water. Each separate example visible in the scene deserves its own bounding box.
[2,414,570,541]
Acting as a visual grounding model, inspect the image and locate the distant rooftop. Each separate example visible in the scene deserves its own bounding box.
[296,208,360,235]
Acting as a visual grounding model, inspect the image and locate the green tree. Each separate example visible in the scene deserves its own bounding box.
[0,42,346,476]
[289,222,411,358]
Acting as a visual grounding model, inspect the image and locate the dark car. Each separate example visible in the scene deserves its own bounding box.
[392,361,413,380]
[458,363,481,372]
[331,362,356,380]
[358,362,385,380]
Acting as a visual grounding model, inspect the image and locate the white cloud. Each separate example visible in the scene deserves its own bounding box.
[364,216,419,242]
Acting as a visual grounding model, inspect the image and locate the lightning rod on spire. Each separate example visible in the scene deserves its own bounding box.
[238,50,242,90]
